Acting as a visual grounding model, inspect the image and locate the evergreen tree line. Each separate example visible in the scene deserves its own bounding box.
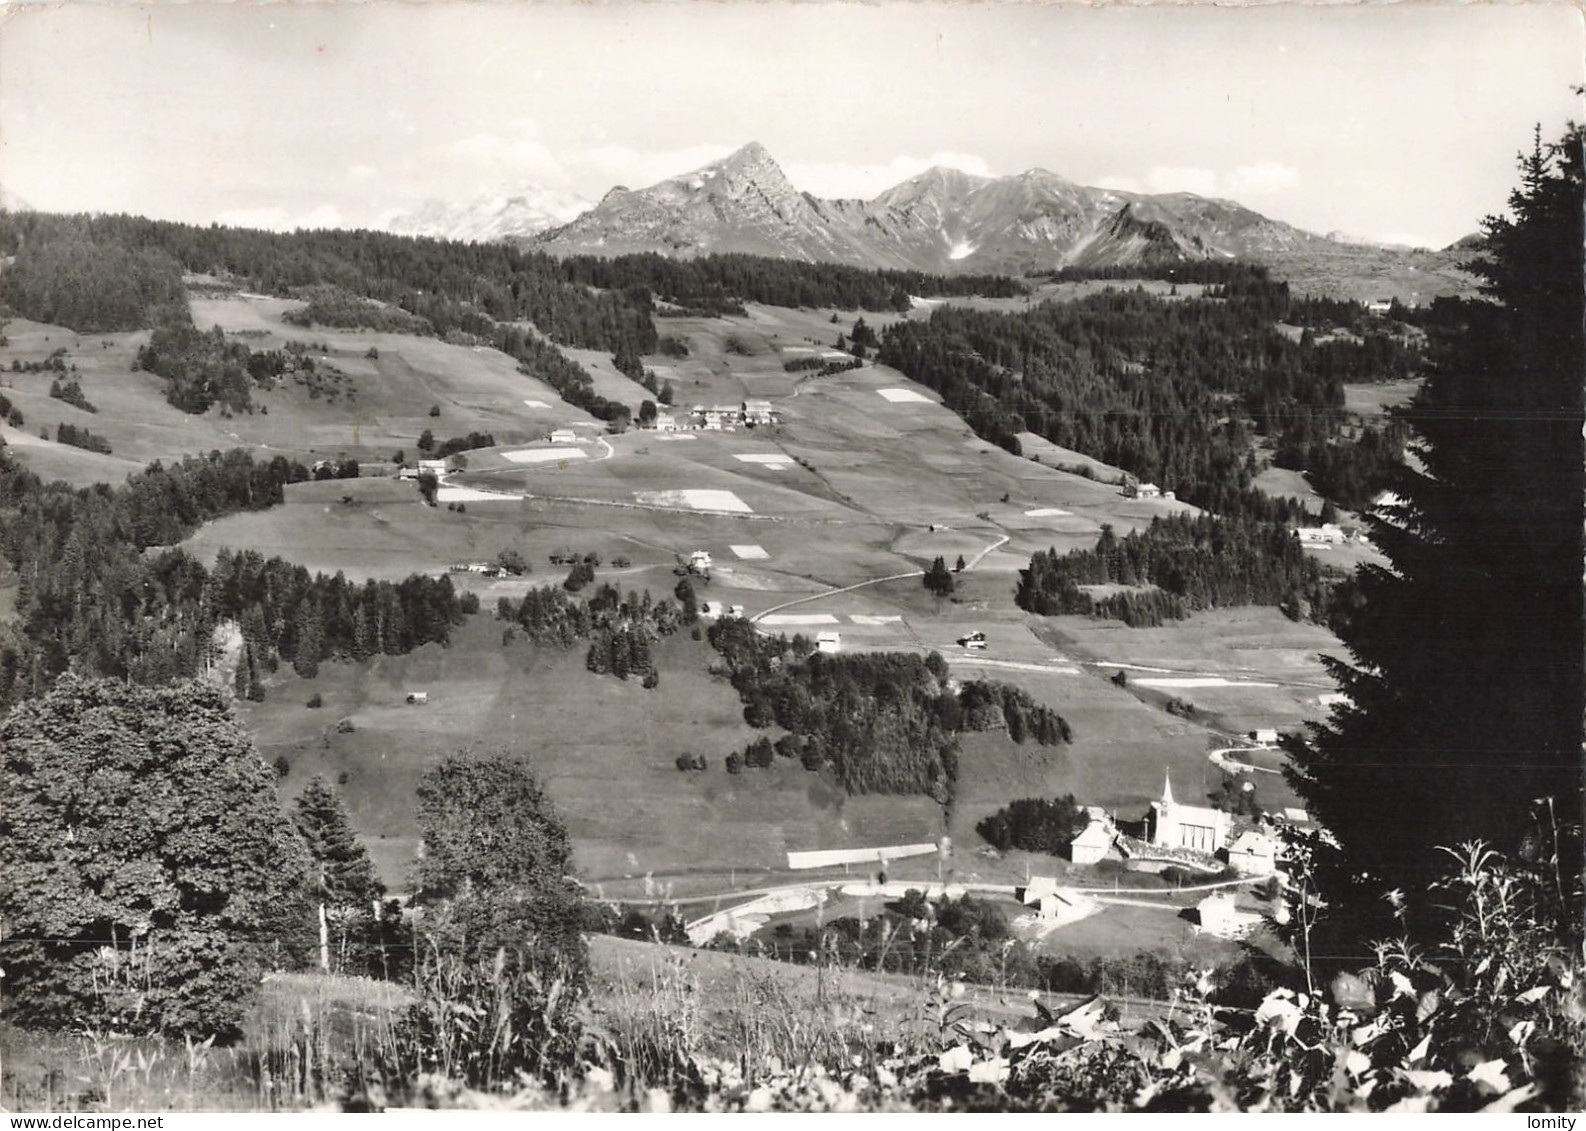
[0,212,657,355]
[53,422,113,455]
[0,226,187,331]
[211,548,464,684]
[1033,262,1407,332]
[877,281,1420,522]
[705,617,1070,802]
[281,284,435,335]
[0,445,462,703]
[1016,515,1336,626]
[491,323,632,423]
[556,251,1025,315]
[0,213,1025,376]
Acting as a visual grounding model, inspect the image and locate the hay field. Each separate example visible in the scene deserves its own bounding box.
[247,617,943,890]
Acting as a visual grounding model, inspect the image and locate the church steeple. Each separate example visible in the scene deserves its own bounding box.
[1162,769,1174,806]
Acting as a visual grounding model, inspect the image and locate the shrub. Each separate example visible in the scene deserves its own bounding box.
[306,693,324,708]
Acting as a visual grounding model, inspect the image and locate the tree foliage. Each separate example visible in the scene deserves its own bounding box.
[0,676,314,1036]
[707,618,1070,801]
[975,795,1089,855]
[1285,125,1585,951]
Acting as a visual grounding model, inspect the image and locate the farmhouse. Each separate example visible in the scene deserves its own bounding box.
[815,631,842,654]
[1296,523,1345,545]
[1248,729,1280,745]
[549,429,578,445]
[1366,299,1393,314]
[703,404,741,430]
[1226,829,1278,876]
[742,399,777,426]
[654,411,679,432]
[418,459,447,473]
[1123,480,1163,500]
[689,550,713,571]
[1145,772,1231,855]
[1195,892,1262,938]
[1016,877,1097,924]
[405,691,428,705]
[1069,817,1116,865]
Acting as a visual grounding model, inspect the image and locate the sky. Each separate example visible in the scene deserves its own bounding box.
[0,2,1580,249]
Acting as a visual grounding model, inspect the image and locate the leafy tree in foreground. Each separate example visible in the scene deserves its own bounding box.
[412,753,584,959]
[1286,125,1585,953]
[405,753,587,1083]
[0,677,313,1036]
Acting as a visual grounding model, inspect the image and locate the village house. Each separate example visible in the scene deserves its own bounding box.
[815,631,842,654]
[654,410,678,432]
[1296,523,1346,545]
[549,429,578,445]
[1123,480,1163,500]
[1068,817,1115,865]
[742,399,777,426]
[417,459,447,473]
[702,404,741,430]
[1226,829,1278,876]
[1016,877,1097,924]
[1195,891,1262,938]
[1145,772,1231,855]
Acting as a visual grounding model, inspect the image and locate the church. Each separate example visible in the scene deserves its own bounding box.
[1144,772,1230,855]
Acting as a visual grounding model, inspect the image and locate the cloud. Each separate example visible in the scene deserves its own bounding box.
[1140,166,1222,197]
[1090,174,1143,194]
[436,118,737,195]
[1092,161,1301,201]
[347,164,378,182]
[1226,161,1302,197]
[566,143,738,190]
[785,151,995,199]
[447,120,566,186]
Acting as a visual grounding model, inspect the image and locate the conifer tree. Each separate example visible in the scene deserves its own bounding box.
[1286,124,1584,950]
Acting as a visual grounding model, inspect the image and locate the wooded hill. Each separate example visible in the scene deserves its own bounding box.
[878,266,1421,520]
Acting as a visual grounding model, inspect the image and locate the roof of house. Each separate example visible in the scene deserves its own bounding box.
[1228,830,1275,857]
[1071,821,1114,849]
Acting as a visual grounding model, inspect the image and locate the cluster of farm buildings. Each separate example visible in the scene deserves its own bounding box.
[651,400,779,432]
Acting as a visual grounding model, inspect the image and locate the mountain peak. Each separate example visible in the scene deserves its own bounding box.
[709,141,787,183]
